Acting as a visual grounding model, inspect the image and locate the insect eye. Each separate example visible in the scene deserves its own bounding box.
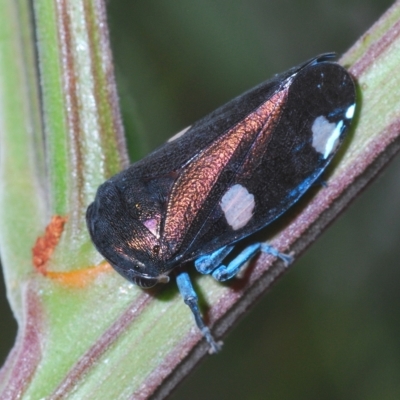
[132,276,158,288]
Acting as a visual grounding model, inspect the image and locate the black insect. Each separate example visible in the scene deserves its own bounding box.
[86,54,356,353]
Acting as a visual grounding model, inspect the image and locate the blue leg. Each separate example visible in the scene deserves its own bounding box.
[195,245,234,274]
[314,176,328,188]
[212,243,293,282]
[260,243,293,265]
[176,271,222,353]
[317,179,328,188]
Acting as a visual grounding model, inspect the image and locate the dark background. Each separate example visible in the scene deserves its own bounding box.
[1,1,399,399]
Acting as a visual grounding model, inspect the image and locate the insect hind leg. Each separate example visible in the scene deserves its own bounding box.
[194,245,234,275]
[212,243,293,282]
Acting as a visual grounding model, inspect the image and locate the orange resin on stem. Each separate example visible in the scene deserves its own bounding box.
[32,215,111,287]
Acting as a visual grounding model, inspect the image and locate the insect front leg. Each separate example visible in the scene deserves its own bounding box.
[176,271,222,353]
[211,243,293,282]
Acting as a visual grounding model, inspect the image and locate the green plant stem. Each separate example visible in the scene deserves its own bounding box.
[0,0,45,314]
[1,0,400,399]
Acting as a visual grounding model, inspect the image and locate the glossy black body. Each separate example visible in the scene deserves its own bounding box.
[86,54,356,288]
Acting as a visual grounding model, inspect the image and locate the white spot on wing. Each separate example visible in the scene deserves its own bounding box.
[167,125,191,142]
[346,103,355,119]
[220,184,255,230]
[311,116,343,159]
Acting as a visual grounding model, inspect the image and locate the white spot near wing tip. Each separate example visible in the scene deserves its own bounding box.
[167,125,191,142]
[311,116,343,159]
[346,103,355,119]
[325,121,343,158]
[220,184,255,230]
